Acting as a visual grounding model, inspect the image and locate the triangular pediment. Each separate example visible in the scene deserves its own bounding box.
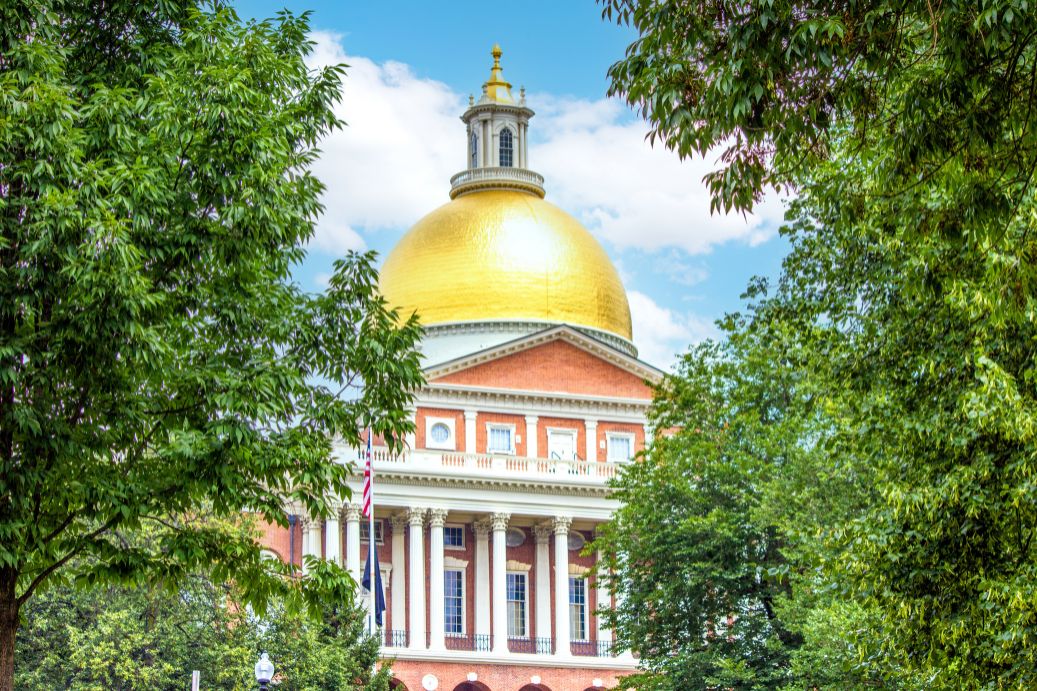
[424,326,662,399]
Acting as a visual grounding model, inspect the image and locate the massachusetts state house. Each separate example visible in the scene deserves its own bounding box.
[264,46,661,691]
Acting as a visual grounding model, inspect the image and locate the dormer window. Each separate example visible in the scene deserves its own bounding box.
[499,127,514,167]
[470,132,478,168]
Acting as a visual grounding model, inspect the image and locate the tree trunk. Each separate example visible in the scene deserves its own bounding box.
[0,567,18,691]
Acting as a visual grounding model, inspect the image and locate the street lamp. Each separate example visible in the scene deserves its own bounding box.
[254,652,274,690]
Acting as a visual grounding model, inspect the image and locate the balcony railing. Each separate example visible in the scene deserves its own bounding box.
[445,633,492,652]
[449,166,545,198]
[364,446,622,486]
[384,629,407,648]
[381,631,619,658]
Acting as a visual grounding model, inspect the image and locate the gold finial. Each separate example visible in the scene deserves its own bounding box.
[482,43,514,104]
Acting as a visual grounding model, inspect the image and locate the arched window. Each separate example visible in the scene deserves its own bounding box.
[499,127,514,167]
[470,132,478,168]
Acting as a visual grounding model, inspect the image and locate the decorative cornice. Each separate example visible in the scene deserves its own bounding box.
[424,321,639,360]
[473,519,492,538]
[407,508,427,526]
[552,516,572,535]
[569,563,591,576]
[490,512,510,531]
[355,467,617,498]
[428,508,448,528]
[445,556,469,569]
[507,559,532,571]
[417,385,651,421]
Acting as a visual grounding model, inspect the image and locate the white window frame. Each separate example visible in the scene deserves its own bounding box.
[444,523,465,550]
[425,416,456,451]
[547,427,578,460]
[360,518,384,545]
[486,422,516,455]
[506,571,530,638]
[443,567,467,636]
[606,432,635,462]
[569,576,590,641]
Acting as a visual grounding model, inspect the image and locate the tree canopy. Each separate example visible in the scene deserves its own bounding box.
[0,1,423,687]
[597,0,1037,688]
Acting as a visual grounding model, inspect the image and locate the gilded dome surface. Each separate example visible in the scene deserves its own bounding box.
[379,190,633,341]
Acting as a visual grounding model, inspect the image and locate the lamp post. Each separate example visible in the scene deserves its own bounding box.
[254,652,274,690]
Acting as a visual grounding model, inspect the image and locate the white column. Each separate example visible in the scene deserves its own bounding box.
[482,119,490,167]
[491,512,510,654]
[306,517,322,564]
[390,514,407,637]
[405,407,417,450]
[474,520,491,647]
[345,504,362,583]
[553,516,572,656]
[326,505,342,567]
[517,121,525,167]
[584,419,599,462]
[407,508,427,650]
[428,509,448,650]
[525,415,539,458]
[300,518,313,575]
[464,410,478,453]
[522,121,529,166]
[534,523,553,651]
[595,548,613,646]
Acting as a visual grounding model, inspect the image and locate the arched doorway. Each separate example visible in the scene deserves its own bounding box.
[389,679,410,691]
[452,683,491,691]
[517,685,553,691]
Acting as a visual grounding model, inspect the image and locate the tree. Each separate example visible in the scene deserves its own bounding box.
[0,2,423,687]
[600,0,1037,685]
[16,569,392,690]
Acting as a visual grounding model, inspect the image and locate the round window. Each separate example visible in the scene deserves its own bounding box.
[567,531,586,551]
[506,527,526,547]
[430,422,450,444]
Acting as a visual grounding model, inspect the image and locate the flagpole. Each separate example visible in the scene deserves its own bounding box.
[368,426,377,636]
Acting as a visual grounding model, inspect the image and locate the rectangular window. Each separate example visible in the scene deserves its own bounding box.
[444,525,464,549]
[506,572,528,638]
[360,519,384,544]
[487,424,514,454]
[444,569,464,635]
[569,577,588,641]
[607,434,633,462]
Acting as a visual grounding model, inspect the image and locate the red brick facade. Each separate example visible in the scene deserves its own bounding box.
[433,340,653,400]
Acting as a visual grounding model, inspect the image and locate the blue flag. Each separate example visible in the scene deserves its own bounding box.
[361,538,385,627]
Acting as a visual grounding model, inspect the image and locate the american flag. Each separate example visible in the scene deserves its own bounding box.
[361,429,373,518]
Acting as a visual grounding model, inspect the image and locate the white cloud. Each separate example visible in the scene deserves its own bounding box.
[531,95,787,255]
[628,290,718,370]
[305,33,463,253]
[304,34,785,259]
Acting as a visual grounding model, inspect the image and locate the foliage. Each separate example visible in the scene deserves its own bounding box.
[15,574,391,690]
[599,0,1037,687]
[0,0,423,684]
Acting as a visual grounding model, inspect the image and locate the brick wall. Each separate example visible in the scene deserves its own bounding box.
[389,658,629,691]
[433,340,653,399]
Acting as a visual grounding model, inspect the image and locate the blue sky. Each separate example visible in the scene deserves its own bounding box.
[237,0,789,368]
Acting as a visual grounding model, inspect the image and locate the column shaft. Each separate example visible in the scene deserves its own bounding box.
[491,513,510,653]
[390,515,407,638]
[553,517,572,656]
[325,510,342,567]
[345,505,361,583]
[534,523,552,651]
[474,520,491,647]
[428,509,448,649]
[407,509,427,649]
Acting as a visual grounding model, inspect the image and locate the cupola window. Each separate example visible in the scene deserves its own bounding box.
[499,127,514,167]
[470,132,478,168]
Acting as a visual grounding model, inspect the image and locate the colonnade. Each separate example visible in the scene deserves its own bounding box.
[298,506,613,657]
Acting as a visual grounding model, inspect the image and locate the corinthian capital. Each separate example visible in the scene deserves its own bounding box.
[490,512,510,531]
[552,516,572,535]
[428,508,448,528]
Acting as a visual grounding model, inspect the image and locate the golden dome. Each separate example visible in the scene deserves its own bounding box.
[379,190,633,341]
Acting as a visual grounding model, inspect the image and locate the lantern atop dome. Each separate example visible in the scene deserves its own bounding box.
[454,46,542,199]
